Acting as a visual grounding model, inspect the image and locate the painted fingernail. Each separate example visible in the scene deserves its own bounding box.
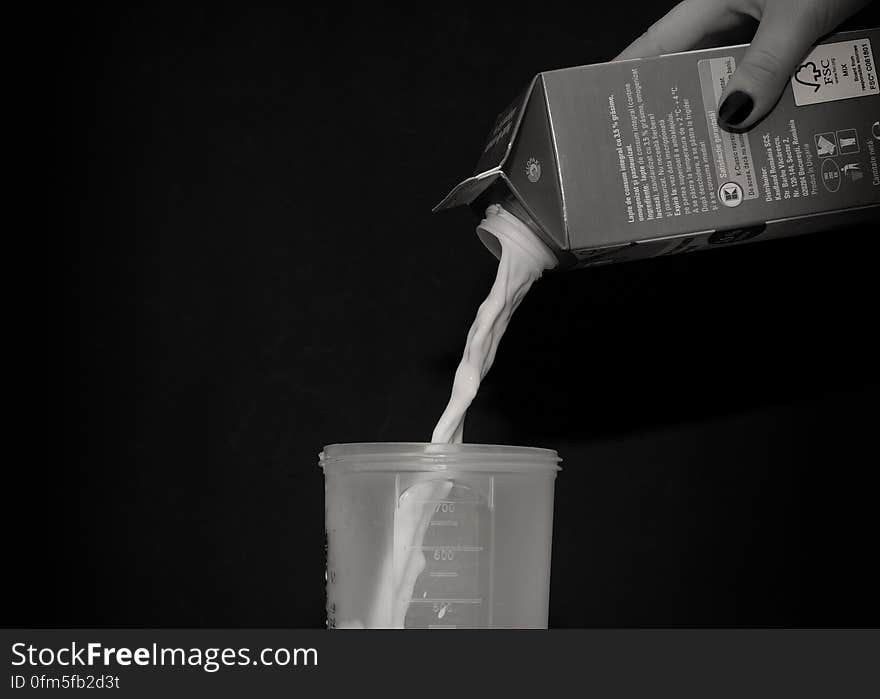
[718,91,753,127]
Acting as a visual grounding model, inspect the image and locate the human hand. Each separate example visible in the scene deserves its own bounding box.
[616,0,871,130]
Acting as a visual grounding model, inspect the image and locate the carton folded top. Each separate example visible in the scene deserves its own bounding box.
[433,78,537,214]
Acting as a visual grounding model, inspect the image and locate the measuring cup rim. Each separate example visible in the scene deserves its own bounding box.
[318,442,561,473]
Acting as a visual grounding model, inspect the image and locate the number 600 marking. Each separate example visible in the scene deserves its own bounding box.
[433,548,454,561]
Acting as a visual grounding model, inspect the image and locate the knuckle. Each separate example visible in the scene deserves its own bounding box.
[737,0,764,21]
[742,46,784,85]
[644,24,669,55]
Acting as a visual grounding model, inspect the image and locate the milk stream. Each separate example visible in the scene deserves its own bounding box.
[365,205,555,627]
[431,204,557,443]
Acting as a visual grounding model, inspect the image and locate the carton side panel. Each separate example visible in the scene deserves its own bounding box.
[542,64,632,247]
[544,30,880,251]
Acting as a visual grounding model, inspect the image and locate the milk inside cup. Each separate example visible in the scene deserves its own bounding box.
[435,29,880,268]
[321,443,560,629]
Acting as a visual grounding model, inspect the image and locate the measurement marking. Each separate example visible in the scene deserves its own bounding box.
[409,500,480,505]
[428,625,457,629]
[429,520,458,527]
[407,545,483,552]
[407,598,482,605]
[429,571,458,578]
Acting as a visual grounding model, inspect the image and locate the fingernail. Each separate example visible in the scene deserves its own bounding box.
[718,91,753,127]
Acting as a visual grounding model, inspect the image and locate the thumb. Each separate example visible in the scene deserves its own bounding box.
[718,0,870,130]
[717,4,821,130]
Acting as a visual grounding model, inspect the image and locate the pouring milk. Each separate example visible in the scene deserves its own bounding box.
[362,204,557,628]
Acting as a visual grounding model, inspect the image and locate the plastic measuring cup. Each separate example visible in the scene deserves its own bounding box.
[320,443,561,629]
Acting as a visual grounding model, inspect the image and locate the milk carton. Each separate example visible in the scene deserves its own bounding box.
[435,30,880,268]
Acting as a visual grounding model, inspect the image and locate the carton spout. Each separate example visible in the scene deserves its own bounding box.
[488,197,549,254]
[476,203,558,272]
[436,172,573,268]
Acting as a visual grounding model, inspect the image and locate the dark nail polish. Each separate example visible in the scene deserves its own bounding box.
[718,91,753,127]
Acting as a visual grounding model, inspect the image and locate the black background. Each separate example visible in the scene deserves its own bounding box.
[28,1,880,627]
